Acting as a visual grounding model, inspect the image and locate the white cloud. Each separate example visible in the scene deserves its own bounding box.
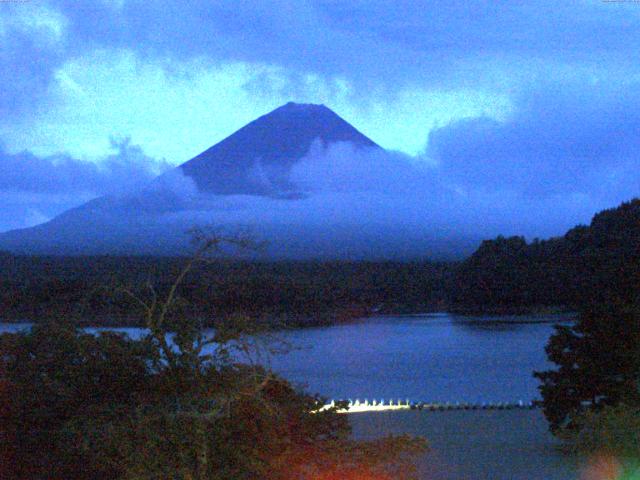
[0,2,68,45]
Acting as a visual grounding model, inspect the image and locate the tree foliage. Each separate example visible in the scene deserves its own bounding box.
[534,300,640,433]
[533,199,640,435]
[450,198,640,313]
[0,234,427,480]
[565,403,640,457]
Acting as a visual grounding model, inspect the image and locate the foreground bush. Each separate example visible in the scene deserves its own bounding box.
[565,404,640,458]
[559,404,640,479]
[0,319,427,480]
[535,299,640,433]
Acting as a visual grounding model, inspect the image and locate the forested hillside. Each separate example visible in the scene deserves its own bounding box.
[450,199,640,313]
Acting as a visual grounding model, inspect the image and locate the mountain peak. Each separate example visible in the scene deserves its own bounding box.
[283,101,324,108]
[176,102,379,196]
[278,101,328,111]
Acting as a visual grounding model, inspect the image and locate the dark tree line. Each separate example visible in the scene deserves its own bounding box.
[444,198,640,445]
[1,199,638,326]
[449,199,640,314]
[449,235,567,312]
[0,257,449,327]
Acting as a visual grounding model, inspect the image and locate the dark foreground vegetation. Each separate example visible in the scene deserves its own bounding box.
[0,321,426,480]
[445,198,640,469]
[0,237,427,480]
[535,307,640,476]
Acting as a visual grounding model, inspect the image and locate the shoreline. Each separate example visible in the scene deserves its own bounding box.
[0,309,577,329]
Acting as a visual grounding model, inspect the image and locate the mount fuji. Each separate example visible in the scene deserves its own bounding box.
[0,103,476,259]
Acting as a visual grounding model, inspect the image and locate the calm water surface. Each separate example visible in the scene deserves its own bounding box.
[267,313,568,402]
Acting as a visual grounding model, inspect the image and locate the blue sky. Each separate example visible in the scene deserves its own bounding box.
[1,0,639,236]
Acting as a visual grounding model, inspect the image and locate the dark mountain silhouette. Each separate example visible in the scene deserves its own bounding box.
[175,102,379,196]
[3,102,443,257]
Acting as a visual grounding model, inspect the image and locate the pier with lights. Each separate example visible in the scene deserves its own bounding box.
[316,398,538,414]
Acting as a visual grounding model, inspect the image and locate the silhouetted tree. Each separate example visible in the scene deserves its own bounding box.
[535,299,640,433]
[534,200,640,434]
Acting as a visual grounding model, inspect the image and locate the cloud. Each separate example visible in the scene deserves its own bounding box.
[0,138,170,231]
[1,132,632,258]
[428,79,640,204]
[129,139,602,258]
[45,0,640,88]
[178,110,639,250]
[289,140,436,194]
[0,2,69,117]
[0,137,169,195]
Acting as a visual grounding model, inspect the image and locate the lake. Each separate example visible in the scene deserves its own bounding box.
[351,409,584,480]
[1,313,584,479]
[268,312,570,403]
